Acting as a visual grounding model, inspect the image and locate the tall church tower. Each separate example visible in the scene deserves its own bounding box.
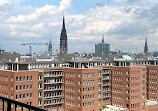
[60,16,68,54]
[48,39,52,52]
[144,37,148,55]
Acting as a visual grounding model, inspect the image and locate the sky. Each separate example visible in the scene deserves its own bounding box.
[1,0,158,54]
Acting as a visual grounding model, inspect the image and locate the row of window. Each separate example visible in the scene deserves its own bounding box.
[15,85,32,91]
[82,94,94,100]
[149,96,157,101]
[66,93,75,99]
[16,93,32,100]
[66,86,75,92]
[131,96,140,100]
[113,70,123,75]
[131,77,140,81]
[113,82,123,87]
[113,88,122,93]
[83,80,95,86]
[45,107,62,111]
[149,68,158,73]
[112,102,123,107]
[66,79,75,84]
[149,73,158,78]
[83,87,95,92]
[149,84,157,88]
[0,84,8,90]
[150,79,157,83]
[113,76,123,81]
[15,76,32,82]
[0,93,8,98]
[82,101,94,108]
[65,72,75,78]
[131,103,140,109]
[0,75,8,82]
[149,90,157,94]
[113,94,123,100]
[66,100,75,106]
[82,73,95,78]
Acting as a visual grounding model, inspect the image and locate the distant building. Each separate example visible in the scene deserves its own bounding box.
[95,35,110,57]
[60,16,68,54]
[144,37,148,55]
[48,39,53,56]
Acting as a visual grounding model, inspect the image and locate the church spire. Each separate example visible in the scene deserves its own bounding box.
[60,15,68,54]
[102,34,104,43]
[62,15,65,30]
[144,37,148,55]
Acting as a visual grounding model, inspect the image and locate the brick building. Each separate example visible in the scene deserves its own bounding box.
[0,69,43,111]
[0,65,158,111]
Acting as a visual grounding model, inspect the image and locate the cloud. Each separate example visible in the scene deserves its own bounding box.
[1,0,158,53]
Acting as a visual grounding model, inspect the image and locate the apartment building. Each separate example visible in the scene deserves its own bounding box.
[0,69,44,111]
[101,65,158,111]
[1,65,158,111]
[43,68,102,111]
[146,65,158,101]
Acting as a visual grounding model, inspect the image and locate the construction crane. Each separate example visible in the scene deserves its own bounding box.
[21,43,48,58]
[115,47,137,54]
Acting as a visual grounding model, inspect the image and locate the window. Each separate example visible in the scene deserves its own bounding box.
[78,88,81,92]
[78,81,81,85]
[38,92,42,97]
[23,94,25,99]
[78,103,81,107]
[20,94,22,100]
[23,85,25,90]
[23,76,25,82]
[20,76,22,82]
[38,100,42,106]
[38,76,42,80]
[78,73,81,78]
[11,85,13,91]
[27,85,29,90]
[16,95,18,100]
[30,76,32,81]
[16,86,18,91]
[38,84,42,89]
[30,85,32,90]
[11,76,13,82]
[27,76,29,81]
[20,85,22,91]
[16,77,18,82]
[27,93,29,99]
[30,93,32,98]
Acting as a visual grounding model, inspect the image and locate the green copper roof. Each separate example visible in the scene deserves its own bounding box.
[122,55,133,60]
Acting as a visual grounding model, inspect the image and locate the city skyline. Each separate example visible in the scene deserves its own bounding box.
[1,0,158,54]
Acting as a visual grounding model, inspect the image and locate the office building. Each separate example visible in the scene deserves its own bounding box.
[95,36,110,57]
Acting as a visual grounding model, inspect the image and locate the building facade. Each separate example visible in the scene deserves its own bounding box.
[1,65,158,111]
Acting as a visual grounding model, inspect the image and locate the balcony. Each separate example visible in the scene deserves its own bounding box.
[44,88,62,92]
[0,96,46,111]
[102,90,109,92]
[44,95,62,99]
[102,84,109,86]
[44,74,62,77]
[44,99,62,106]
[103,77,109,80]
[102,96,109,98]
[44,80,62,84]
